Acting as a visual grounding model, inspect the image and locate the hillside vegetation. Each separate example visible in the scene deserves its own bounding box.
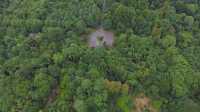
[0,0,200,112]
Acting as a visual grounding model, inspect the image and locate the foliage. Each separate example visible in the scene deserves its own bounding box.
[0,0,200,112]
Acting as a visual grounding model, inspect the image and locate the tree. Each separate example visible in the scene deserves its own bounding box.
[160,35,176,48]
[148,0,165,9]
[110,3,135,32]
[32,72,53,99]
[117,96,132,112]
[52,52,64,65]
[43,27,65,42]
[178,31,193,48]
[47,73,70,112]
[183,15,194,30]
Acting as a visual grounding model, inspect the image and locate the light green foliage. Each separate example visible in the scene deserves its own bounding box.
[117,96,132,112]
[161,35,176,48]
[178,31,193,48]
[184,16,194,26]
[32,73,53,99]
[185,4,199,15]
[152,100,163,111]
[53,52,64,64]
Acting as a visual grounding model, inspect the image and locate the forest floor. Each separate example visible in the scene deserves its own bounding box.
[134,94,157,112]
[88,28,114,48]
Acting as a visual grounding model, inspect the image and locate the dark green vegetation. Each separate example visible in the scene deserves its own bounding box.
[0,0,200,112]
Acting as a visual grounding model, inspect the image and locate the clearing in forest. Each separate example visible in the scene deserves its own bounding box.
[133,94,157,112]
[88,28,114,48]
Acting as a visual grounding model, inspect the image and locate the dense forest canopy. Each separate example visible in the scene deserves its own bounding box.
[0,0,200,112]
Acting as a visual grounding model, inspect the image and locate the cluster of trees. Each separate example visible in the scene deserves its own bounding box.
[0,0,200,112]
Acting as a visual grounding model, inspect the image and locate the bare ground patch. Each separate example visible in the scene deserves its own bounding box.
[133,93,157,112]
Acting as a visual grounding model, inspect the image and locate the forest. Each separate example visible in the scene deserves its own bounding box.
[0,0,200,112]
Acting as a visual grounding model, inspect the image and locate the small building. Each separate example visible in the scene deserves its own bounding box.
[89,28,114,48]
